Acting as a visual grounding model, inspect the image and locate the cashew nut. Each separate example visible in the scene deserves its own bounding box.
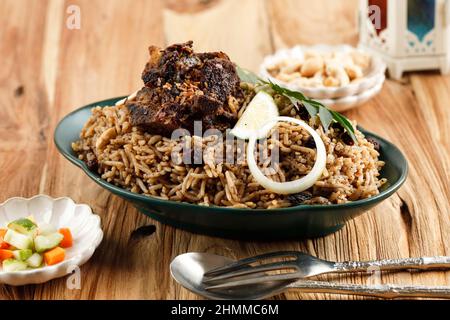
[277,72,302,82]
[325,63,350,86]
[351,51,371,69]
[345,63,364,80]
[324,76,340,87]
[301,57,324,77]
[280,60,303,74]
[270,49,371,88]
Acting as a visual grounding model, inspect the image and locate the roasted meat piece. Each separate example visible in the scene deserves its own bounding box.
[126,41,243,136]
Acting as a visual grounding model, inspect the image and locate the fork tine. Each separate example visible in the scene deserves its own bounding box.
[205,273,300,291]
[204,251,298,277]
[203,261,298,284]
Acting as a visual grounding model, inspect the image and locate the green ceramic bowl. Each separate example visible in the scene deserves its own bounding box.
[54,97,408,240]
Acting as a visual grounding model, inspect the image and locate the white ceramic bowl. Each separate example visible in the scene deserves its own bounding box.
[317,74,385,112]
[259,44,386,99]
[0,195,103,286]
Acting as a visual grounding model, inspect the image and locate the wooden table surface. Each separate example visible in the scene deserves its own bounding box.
[0,0,449,300]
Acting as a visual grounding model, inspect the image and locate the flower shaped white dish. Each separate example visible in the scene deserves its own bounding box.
[0,195,103,286]
[316,74,385,112]
[259,44,386,100]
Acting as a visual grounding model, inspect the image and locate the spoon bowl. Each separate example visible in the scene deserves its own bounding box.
[171,252,450,300]
[170,252,294,300]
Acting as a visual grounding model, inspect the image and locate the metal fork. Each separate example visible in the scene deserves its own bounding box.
[203,251,450,290]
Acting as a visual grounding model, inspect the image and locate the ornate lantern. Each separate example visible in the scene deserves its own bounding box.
[359,0,450,79]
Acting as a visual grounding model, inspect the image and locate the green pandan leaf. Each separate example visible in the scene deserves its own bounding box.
[237,66,357,143]
[236,66,263,86]
[302,101,319,118]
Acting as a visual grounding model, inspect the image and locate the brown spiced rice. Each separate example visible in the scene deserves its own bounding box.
[72,91,386,209]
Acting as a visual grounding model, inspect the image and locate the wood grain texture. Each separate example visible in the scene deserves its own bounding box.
[0,0,448,300]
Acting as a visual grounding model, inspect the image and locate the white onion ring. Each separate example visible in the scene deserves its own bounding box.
[246,116,327,195]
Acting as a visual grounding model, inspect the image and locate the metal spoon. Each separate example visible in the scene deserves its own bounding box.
[170,252,294,300]
[170,252,450,300]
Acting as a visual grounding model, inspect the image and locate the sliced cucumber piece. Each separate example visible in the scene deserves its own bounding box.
[3,229,33,250]
[38,223,57,236]
[2,259,28,272]
[26,253,43,268]
[8,218,37,236]
[34,233,63,253]
[13,249,33,261]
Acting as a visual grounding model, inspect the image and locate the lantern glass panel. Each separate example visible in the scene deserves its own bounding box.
[407,0,436,42]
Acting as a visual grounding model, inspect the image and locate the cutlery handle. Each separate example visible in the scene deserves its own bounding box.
[333,256,450,273]
[287,280,450,299]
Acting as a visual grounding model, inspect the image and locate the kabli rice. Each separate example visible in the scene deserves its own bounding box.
[72,93,386,209]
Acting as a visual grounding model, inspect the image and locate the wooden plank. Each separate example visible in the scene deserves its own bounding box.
[0,0,51,299]
[0,0,50,199]
[37,0,166,300]
[164,0,273,71]
[267,0,360,48]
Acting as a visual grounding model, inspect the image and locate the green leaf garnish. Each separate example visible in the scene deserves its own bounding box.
[319,107,333,132]
[236,66,263,86]
[236,66,357,144]
[330,110,356,141]
[302,101,319,118]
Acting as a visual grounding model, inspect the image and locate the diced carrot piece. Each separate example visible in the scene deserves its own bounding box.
[59,228,73,248]
[0,229,9,249]
[44,247,65,266]
[0,249,13,261]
